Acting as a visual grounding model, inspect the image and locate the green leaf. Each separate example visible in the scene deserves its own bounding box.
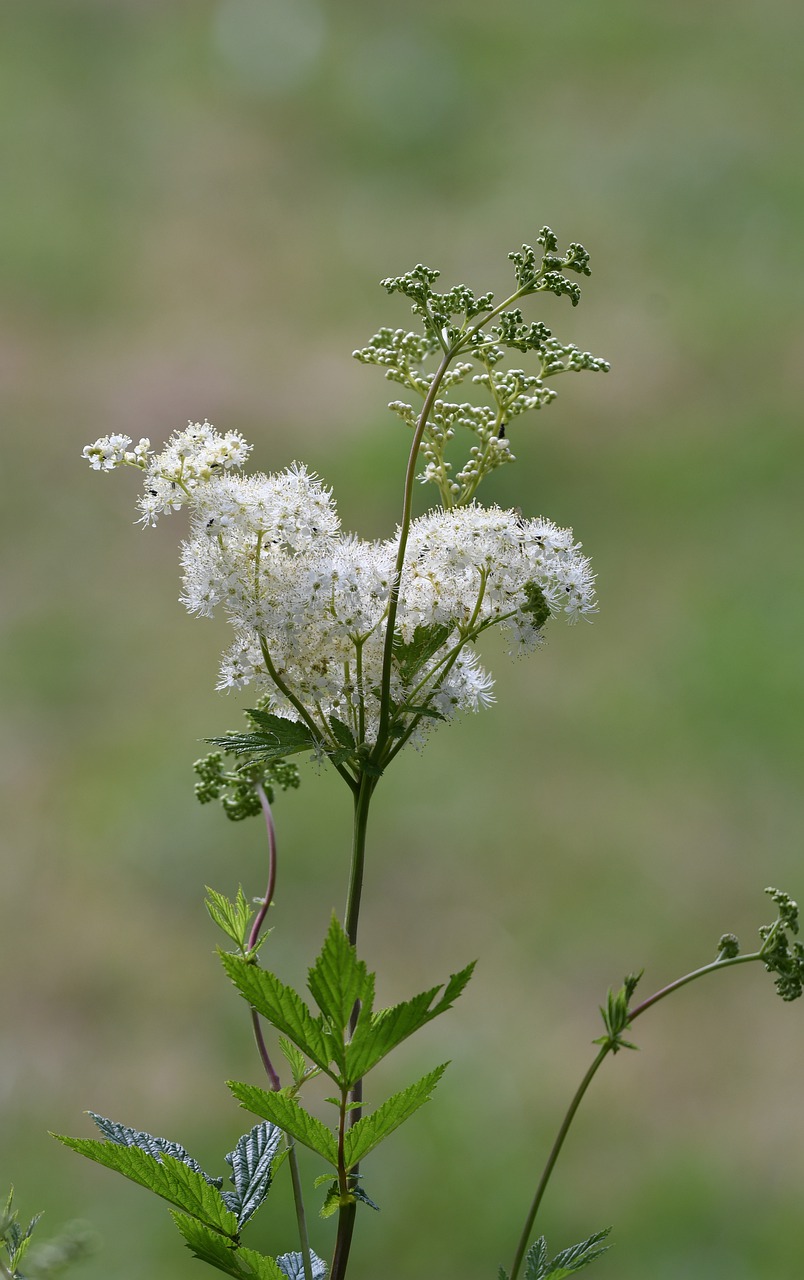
[220,953,334,1075]
[276,1250,328,1279]
[318,1180,341,1219]
[171,1215,285,1279]
[206,886,257,954]
[343,1064,448,1168]
[227,1082,338,1167]
[278,1038,310,1087]
[223,1122,282,1228]
[352,1183,380,1212]
[54,1137,237,1235]
[308,917,373,1043]
[86,1113,222,1187]
[207,711,316,762]
[345,961,474,1080]
[394,623,453,685]
[328,717,356,751]
[524,1229,611,1280]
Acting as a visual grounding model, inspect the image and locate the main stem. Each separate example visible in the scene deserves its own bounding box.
[330,772,377,1280]
[508,949,765,1280]
[250,784,314,1280]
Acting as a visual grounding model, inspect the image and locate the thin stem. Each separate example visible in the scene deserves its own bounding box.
[508,948,766,1280]
[628,950,760,1023]
[509,1046,610,1280]
[287,1140,315,1280]
[374,347,456,752]
[371,277,541,757]
[257,636,358,794]
[247,782,314,1280]
[248,782,278,950]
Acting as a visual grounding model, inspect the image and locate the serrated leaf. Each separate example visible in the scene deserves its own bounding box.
[352,1184,380,1212]
[307,917,373,1047]
[171,1215,285,1279]
[220,953,334,1076]
[394,623,453,685]
[227,1082,338,1167]
[238,1244,292,1280]
[525,1229,611,1280]
[276,1249,328,1279]
[223,1122,282,1228]
[207,712,315,762]
[318,1179,341,1219]
[278,1038,309,1086]
[86,1113,222,1187]
[525,1238,548,1279]
[246,711,317,754]
[54,1137,237,1234]
[345,961,474,1081]
[343,1064,448,1168]
[206,886,254,952]
[543,1229,611,1279]
[328,717,356,751]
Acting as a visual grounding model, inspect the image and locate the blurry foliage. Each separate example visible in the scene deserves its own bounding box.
[2,1,804,1278]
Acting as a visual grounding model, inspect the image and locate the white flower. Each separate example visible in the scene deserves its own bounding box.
[87,422,595,751]
[82,434,151,471]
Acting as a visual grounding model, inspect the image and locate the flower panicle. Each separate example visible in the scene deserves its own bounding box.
[83,421,595,751]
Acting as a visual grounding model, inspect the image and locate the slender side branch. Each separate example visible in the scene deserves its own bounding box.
[508,947,768,1280]
[374,348,456,752]
[508,1046,610,1280]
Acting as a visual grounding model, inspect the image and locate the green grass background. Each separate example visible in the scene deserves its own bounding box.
[2,1,803,1277]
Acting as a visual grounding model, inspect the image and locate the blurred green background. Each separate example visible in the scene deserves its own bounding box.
[2,1,803,1276]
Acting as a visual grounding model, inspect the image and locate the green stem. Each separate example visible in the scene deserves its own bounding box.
[628,951,760,1024]
[508,948,766,1280]
[330,772,376,1280]
[248,783,314,1280]
[344,771,376,947]
[288,1142,314,1280]
[373,349,456,753]
[509,1046,610,1280]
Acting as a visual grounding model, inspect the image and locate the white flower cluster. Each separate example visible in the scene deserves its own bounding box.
[84,423,595,748]
[82,434,151,471]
